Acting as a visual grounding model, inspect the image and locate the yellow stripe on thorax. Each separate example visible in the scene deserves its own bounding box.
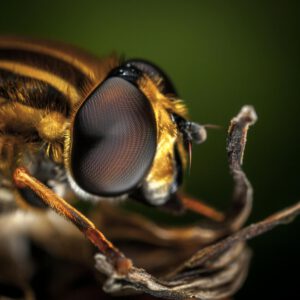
[0,60,80,105]
[0,38,95,79]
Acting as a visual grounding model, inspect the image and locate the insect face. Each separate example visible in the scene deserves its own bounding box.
[2,38,298,300]
[70,75,157,197]
[68,61,203,206]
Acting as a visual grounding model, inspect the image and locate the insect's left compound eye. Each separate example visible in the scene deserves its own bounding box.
[71,77,157,197]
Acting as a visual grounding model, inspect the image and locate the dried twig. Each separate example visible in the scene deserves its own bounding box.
[94,106,300,299]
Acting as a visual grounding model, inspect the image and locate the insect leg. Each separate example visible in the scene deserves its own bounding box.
[180,194,225,222]
[13,167,132,274]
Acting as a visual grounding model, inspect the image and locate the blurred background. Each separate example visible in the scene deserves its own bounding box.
[0,0,299,299]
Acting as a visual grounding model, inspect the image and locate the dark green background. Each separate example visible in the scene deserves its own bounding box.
[1,1,299,299]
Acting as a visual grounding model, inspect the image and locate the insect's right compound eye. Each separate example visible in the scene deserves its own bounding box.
[70,77,157,197]
[124,59,178,96]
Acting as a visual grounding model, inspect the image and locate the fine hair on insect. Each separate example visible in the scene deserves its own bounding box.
[0,36,299,300]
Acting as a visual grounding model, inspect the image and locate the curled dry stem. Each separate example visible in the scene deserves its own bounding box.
[94,105,300,299]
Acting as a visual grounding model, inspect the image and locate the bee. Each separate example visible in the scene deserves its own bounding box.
[1,36,299,300]
[0,36,223,272]
[0,36,211,209]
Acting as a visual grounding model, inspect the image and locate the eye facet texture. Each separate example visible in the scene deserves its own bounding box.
[71,77,157,196]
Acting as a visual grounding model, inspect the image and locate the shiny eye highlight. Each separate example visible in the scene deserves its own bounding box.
[125,59,177,95]
[71,77,157,197]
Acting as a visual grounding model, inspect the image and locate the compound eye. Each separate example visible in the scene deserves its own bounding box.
[125,59,177,96]
[71,77,157,196]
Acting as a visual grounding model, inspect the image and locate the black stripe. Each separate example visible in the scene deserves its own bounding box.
[0,130,41,142]
[0,48,91,88]
[0,68,71,115]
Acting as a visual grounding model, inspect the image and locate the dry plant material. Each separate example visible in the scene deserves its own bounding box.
[4,106,299,300]
[92,106,299,299]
